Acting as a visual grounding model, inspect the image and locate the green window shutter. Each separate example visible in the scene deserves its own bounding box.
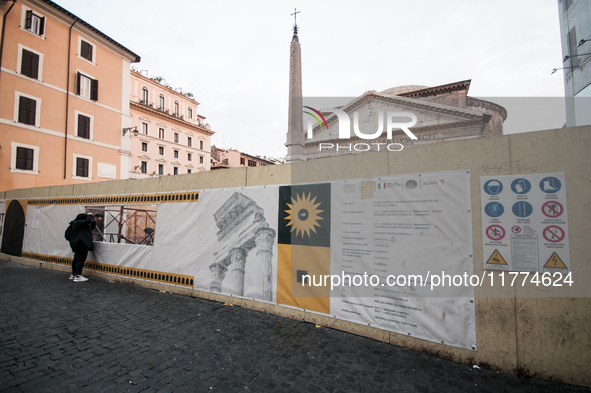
[25,10,32,29]
[78,115,90,139]
[90,79,98,101]
[21,50,40,79]
[30,51,39,79]
[38,16,45,35]
[18,97,36,125]
[16,147,33,170]
[28,99,36,125]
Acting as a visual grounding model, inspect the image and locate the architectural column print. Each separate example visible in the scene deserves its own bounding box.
[212,192,275,301]
[255,227,276,302]
[209,262,227,293]
[229,247,247,296]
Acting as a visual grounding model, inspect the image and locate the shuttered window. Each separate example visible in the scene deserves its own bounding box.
[80,40,93,61]
[76,157,89,178]
[21,49,39,79]
[76,72,99,101]
[16,147,34,170]
[18,96,36,125]
[25,10,45,36]
[77,114,90,139]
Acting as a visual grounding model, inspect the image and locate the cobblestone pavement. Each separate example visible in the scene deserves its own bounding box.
[0,261,588,393]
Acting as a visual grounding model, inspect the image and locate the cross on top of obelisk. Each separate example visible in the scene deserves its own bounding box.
[291,8,300,34]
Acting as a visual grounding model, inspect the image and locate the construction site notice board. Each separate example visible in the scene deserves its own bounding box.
[481,173,570,273]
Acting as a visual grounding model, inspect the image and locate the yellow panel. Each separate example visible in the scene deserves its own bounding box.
[277,244,330,314]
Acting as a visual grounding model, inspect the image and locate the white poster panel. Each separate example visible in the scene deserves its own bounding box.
[149,202,201,275]
[328,170,476,350]
[90,242,154,269]
[22,202,188,274]
[23,204,86,258]
[481,173,570,273]
[192,187,279,303]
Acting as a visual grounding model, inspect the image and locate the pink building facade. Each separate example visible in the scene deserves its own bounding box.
[210,146,277,169]
[128,70,213,178]
[0,0,140,192]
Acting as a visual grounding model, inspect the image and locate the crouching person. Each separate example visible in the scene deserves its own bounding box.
[68,213,96,282]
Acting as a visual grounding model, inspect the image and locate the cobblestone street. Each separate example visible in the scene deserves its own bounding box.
[0,261,587,393]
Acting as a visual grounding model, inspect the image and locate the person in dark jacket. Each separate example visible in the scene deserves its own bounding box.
[69,213,96,282]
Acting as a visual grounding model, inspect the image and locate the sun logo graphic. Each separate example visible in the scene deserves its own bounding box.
[302,106,328,139]
[284,192,324,238]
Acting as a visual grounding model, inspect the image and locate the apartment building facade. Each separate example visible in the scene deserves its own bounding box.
[210,146,277,169]
[0,0,140,192]
[128,70,213,178]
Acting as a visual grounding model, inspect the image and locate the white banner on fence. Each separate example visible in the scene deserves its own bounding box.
[18,170,475,349]
[191,187,279,303]
[328,170,475,349]
[23,204,84,258]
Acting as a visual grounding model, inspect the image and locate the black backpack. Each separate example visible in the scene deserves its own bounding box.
[64,223,73,241]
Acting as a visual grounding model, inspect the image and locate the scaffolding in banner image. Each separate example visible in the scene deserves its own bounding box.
[86,205,157,246]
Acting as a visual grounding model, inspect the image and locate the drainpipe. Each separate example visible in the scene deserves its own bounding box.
[64,19,76,179]
[0,0,17,85]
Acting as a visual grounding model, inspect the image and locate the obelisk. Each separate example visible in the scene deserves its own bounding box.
[285,9,306,163]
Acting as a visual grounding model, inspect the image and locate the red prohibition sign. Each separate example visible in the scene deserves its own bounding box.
[543,225,565,243]
[486,225,505,241]
[542,201,564,218]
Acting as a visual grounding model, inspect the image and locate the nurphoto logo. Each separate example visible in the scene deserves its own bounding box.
[303,106,418,152]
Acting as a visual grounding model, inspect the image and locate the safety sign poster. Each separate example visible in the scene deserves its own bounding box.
[480,173,569,273]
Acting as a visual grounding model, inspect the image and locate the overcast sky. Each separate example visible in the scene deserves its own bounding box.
[53,0,567,158]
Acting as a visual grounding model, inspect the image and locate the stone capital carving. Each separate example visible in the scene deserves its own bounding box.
[230,247,247,274]
[255,227,276,251]
[209,262,227,293]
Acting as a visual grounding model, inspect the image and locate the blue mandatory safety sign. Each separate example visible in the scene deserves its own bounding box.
[483,179,503,195]
[512,201,533,217]
[511,178,531,194]
[539,177,561,194]
[485,202,504,217]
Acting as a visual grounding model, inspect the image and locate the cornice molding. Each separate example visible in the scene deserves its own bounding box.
[130,101,214,135]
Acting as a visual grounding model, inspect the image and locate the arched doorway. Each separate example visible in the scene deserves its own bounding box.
[1,200,26,256]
